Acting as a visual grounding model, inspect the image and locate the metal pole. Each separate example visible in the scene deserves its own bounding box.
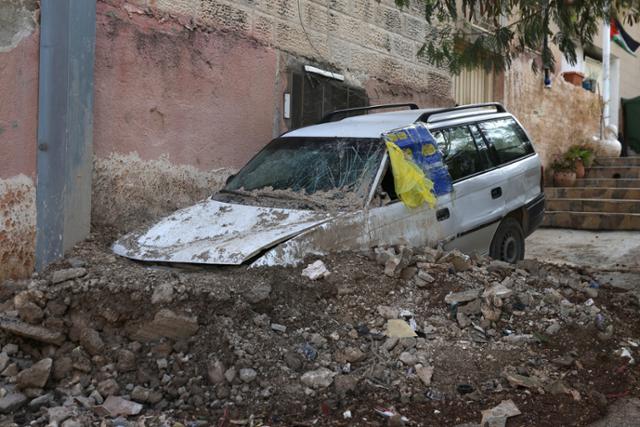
[602,11,611,128]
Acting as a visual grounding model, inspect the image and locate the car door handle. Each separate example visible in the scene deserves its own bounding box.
[436,208,450,221]
[491,187,502,199]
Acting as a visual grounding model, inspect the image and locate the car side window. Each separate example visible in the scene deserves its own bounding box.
[432,126,486,181]
[478,118,534,164]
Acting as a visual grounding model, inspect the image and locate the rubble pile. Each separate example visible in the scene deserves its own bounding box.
[0,239,638,426]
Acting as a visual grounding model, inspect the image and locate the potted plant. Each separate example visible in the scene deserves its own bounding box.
[551,156,577,187]
[565,145,595,178]
[577,145,595,168]
[565,146,585,178]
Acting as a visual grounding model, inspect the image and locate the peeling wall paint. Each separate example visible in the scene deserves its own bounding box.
[0,0,39,281]
[504,56,602,169]
[0,175,36,283]
[92,153,233,233]
[93,2,280,171]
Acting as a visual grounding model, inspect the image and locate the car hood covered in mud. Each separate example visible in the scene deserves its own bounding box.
[111,198,333,265]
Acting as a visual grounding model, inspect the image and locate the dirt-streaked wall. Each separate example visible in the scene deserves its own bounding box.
[0,0,39,282]
[504,56,602,170]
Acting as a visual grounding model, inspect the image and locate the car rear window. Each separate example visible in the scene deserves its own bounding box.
[432,126,489,181]
[478,118,534,164]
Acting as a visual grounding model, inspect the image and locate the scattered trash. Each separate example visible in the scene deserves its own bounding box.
[585,298,595,307]
[342,410,352,419]
[270,323,287,333]
[480,399,521,427]
[385,319,417,338]
[374,407,409,424]
[425,388,445,401]
[301,343,318,361]
[595,313,606,331]
[301,260,330,280]
[620,347,636,365]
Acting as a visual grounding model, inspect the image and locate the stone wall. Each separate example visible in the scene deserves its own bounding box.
[504,55,602,171]
[0,0,39,282]
[125,0,451,99]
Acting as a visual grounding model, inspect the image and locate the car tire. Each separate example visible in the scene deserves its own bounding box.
[489,217,525,263]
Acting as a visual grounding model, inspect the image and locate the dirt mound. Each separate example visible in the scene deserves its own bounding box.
[0,238,638,426]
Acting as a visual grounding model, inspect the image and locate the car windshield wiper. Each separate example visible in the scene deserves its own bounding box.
[254,190,327,210]
[218,188,258,198]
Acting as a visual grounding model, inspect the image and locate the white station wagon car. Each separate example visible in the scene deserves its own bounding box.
[113,103,545,266]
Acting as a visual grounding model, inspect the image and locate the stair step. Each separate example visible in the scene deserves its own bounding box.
[546,198,640,214]
[542,211,640,230]
[575,178,640,188]
[546,187,640,200]
[586,166,640,179]
[595,157,640,166]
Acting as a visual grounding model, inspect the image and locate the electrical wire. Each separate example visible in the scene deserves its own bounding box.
[297,0,326,61]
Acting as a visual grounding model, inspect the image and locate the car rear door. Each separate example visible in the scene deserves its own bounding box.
[431,124,505,255]
[476,117,539,216]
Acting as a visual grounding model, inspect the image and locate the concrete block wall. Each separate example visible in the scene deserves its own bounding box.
[125,0,452,104]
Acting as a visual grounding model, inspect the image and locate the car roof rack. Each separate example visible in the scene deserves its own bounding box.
[319,103,419,124]
[419,102,507,124]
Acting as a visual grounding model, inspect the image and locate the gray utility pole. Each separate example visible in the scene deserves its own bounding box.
[35,0,97,271]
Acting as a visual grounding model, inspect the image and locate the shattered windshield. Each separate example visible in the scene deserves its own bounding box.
[218,137,385,210]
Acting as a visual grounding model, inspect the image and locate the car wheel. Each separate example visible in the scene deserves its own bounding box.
[489,217,525,263]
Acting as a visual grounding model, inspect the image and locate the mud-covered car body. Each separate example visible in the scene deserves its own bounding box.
[112,103,545,266]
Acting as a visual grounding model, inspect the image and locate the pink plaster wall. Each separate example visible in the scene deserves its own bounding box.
[93,2,280,170]
[0,31,39,180]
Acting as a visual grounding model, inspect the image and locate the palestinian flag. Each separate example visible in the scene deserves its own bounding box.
[611,18,639,55]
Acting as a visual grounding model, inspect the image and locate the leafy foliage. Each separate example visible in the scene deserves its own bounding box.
[394,0,640,73]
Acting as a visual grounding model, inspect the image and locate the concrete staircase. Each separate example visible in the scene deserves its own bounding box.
[544,157,640,230]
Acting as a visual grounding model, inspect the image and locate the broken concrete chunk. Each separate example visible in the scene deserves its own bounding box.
[243,281,272,304]
[443,250,472,272]
[301,367,336,389]
[131,309,198,342]
[0,392,28,414]
[97,396,142,417]
[16,358,52,389]
[301,260,330,280]
[480,399,521,427]
[130,386,163,404]
[417,270,436,284]
[0,352,8,372]
[79,328,104,356]
[0,316,65,345]
[504,372,542,389]
[48,406,73,424]
[207,360,226,385]
[377,305,399,320]
[239,368,257,383]
[17,301,44,325]
[151,282,174,304]
[444,289,481,305]
[385,319,417,338]
[483,283,513,300]
[415,364,434,386]
[51,268,87,284]
[487,260,515,275]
